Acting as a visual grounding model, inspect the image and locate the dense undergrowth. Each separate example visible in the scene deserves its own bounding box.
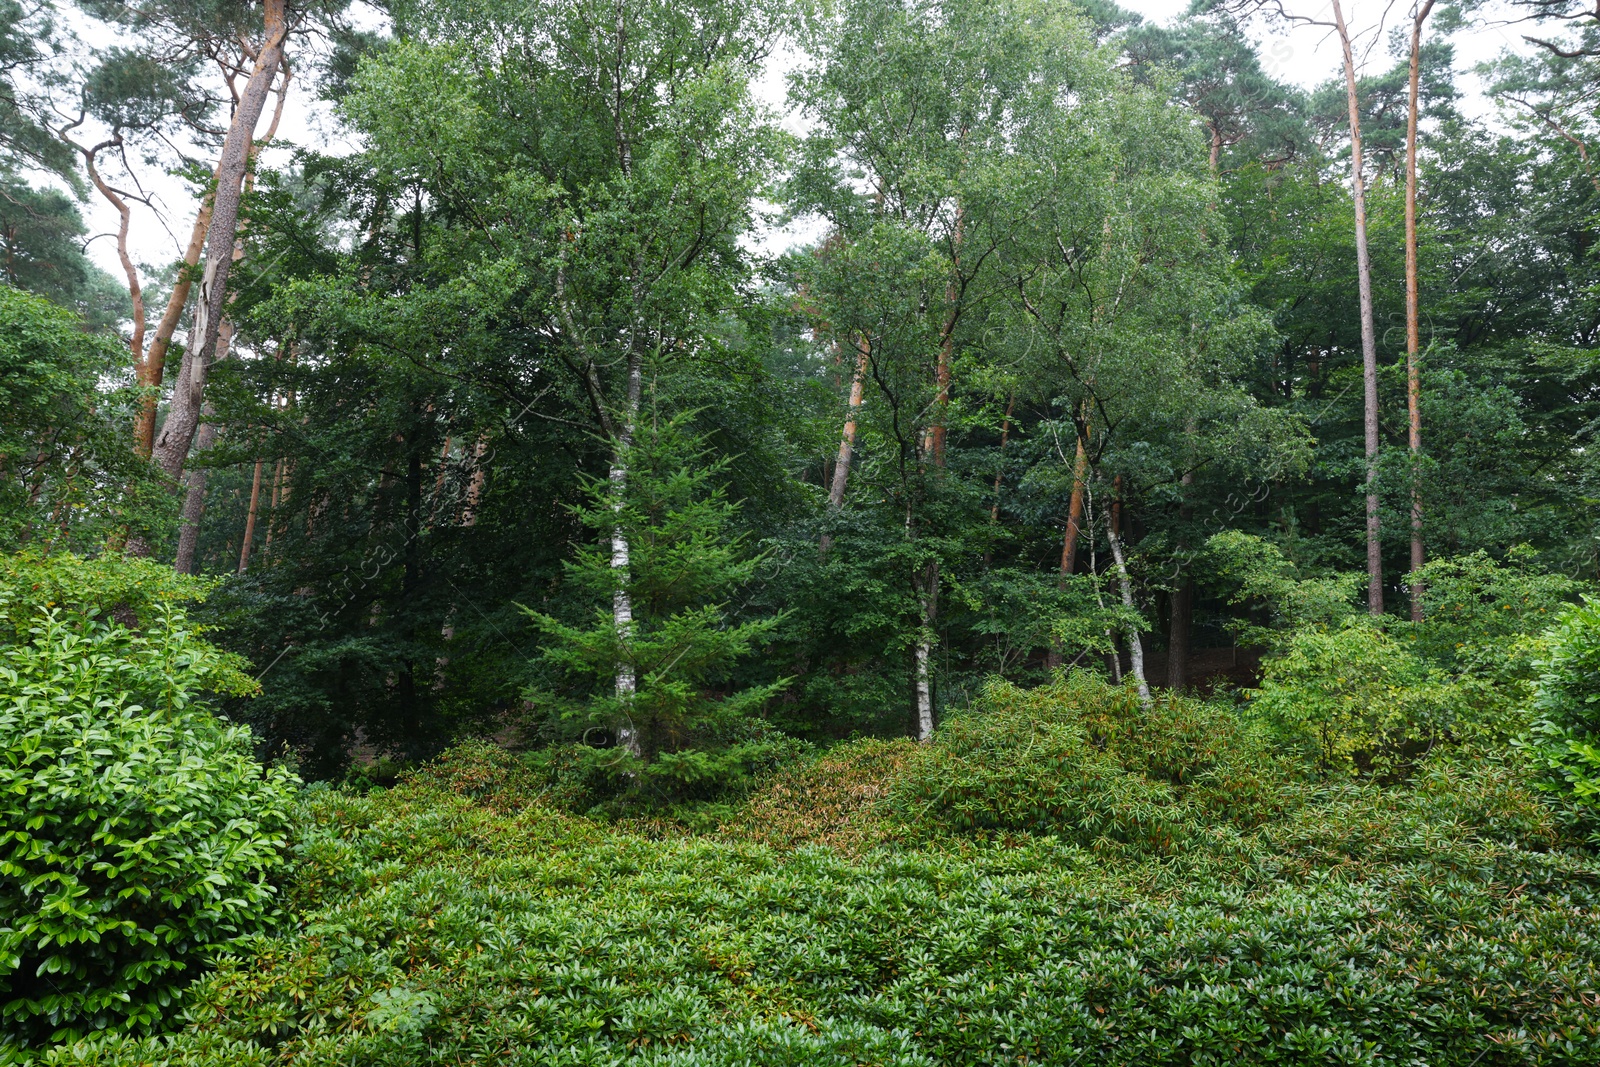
[32,677,1600,1067]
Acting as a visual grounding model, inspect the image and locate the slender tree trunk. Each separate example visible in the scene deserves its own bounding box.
[1332,0,1384,617]
[828,335,869,508]
[1405,0,1435,622]
[1167,578,1193,689]
[174,258,243,573]
[239,457,264,573]
[150,2,290,484]
[914,514,938,742]
[611,350,645,758]
[1059,432,1089,579]
[821,335,869,559]
[914,624,934,741]
[173,415,217,575]
[1105,480,1151,708]
[989,392,1015,523]
[1085,483,1121,683]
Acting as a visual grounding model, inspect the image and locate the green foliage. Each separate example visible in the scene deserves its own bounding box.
[1212,542,1588,774]
[1525,596,1600,815]
[34,733,1600,1066]
[889,673,1289,851]
[1403,548,1582,682]
[521,419,790,810]
[0,553,296,1046]
[1201,530,1364,645]
[1249,621,1457,775]
[0,286,165,554]
[0,551,221,644]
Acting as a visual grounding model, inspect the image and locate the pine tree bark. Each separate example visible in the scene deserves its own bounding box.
[1332,0,1385,616]
[150,0,290,484]
[1404,0,1435,622]
[136,168,217,457]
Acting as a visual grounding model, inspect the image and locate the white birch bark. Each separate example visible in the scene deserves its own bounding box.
[1105,518,1151,709]
[611,350,644,758]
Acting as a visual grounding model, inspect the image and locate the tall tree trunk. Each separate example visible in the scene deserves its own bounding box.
[914,620,934,741]
[611,350,645,758]
[821,335,869,558]
[1405,0,1435,622]
[163,62,290,567]
[1105,479,1151,708]
[136,168,217,457]
[239,457,264,573]
[1059,431,1089,579]
[1332,0,1384,617]
[174,258,244,574]
[989,392,1015,523]
[150,1,290,484]
[1166,577,1193,689]
[828,335,869,508]
[1166,455,1196,689]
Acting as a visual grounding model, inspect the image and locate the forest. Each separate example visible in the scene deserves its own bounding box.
[5,0,1600,1060]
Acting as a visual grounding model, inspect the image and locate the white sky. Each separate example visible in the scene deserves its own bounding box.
[74,0,1541,282]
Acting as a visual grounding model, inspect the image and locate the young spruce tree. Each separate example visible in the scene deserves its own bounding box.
[522,416,788,807]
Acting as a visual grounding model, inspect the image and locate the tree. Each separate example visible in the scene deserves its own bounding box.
[522,419,786,803]
[0,285,164,552]
[1404,0,1438,621]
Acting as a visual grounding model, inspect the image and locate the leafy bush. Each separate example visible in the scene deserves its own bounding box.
[37,739,1600,1066]
[0,553,298,1046]
[1404,548,1581,679]
[1249,621,1458,774]
[888,673,1293,851]
[1525,595,1600,815]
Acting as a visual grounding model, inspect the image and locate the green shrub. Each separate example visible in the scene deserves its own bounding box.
[1249,621,1458,775]
[1404,548,1581,680]
[36,742,1600,1066]
[0,554,298,1046]
[888,673,1292,851]
[1525,595,1600,815]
